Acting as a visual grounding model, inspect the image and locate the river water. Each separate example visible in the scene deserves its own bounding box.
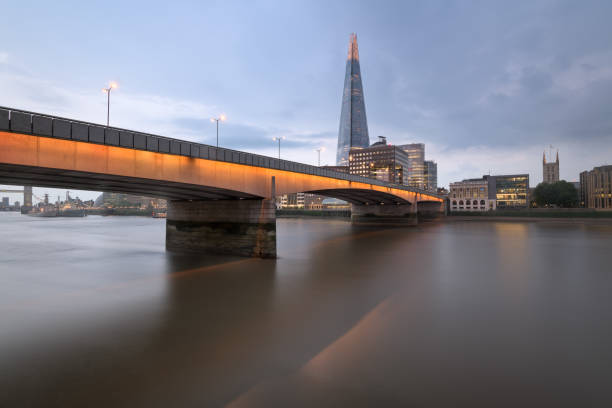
[1,212,612,407]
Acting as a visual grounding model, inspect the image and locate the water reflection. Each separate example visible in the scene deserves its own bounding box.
[2,214,612,407]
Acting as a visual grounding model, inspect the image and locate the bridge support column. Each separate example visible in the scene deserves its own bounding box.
[350,202,418,226]
[166,199,276,258]
[417,201,445,220]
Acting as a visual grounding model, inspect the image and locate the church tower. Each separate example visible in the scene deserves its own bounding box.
[543,148,560,183]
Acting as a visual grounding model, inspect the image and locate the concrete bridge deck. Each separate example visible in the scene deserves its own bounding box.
[0,106,444,257]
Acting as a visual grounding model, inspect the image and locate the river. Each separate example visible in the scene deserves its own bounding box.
[1,212,612,407]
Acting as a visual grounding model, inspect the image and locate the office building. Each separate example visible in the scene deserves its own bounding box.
[336,33,370,165]
[449,178,496,212]
[580,165,612,209]
[543,150,559,183]
[424,160,437,192]
[398,143,425,189]
[349,136,409,184]
[489,174,530,208]
[449,173,529,211]
[277,193,305,209]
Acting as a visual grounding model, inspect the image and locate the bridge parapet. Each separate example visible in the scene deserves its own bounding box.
[0,106,443,201]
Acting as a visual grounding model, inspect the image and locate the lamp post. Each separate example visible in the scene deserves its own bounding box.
[210,114,227,147]
[101,82,118,126]
[273,136,286,159]
[315,146,326,166]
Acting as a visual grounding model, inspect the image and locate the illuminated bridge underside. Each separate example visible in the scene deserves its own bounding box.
[0,132,440,205]
[0,130,443,258]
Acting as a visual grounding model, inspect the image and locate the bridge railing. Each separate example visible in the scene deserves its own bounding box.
[0,106,441,199]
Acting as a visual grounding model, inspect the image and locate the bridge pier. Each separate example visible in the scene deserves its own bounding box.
[417,201,446,220]
[166,199,276,258]
[350,202,418,226]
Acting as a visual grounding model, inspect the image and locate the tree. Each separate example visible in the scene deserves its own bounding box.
[532,181,578,208]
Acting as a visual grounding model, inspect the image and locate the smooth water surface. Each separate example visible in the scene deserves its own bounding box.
[1,212,612,407]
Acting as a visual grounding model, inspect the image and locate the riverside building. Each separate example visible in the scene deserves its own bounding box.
[580,165,612,209]
[349,136,409,184]
[424,160,437,192]
[449,178,496,212]
[398,143,426,190]
[449,174,529,212]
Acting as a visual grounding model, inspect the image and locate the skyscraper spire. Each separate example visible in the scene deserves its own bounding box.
[336,33,370,165]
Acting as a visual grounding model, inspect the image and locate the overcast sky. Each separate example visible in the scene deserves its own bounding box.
[2,0,612,202]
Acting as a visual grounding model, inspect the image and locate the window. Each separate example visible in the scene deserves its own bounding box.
[480,200,485,205]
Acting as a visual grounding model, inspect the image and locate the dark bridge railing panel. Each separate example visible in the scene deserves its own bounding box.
[0,109,9,130]
[33,115,52,137]
[10,111,32,134]
[0,106,443,199]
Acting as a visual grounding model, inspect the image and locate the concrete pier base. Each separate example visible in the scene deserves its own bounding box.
[166,199,276,258]
[351,203,418,226]
[417,201,445,220]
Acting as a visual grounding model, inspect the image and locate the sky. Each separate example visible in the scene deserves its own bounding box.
[1,0,612,203]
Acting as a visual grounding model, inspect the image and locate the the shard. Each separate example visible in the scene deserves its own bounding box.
[336,33,370,165]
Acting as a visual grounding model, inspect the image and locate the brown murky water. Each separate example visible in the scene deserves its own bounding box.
[1,213,612,407]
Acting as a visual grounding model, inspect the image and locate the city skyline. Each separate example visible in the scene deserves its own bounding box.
[1,1,612,202]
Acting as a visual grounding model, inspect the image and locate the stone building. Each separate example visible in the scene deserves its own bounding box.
[449,174,529,212]
[449,178,496,212]
[580,165,612,209]
[543,150,559,183]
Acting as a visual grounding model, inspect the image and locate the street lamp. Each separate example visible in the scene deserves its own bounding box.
[210,114,227,147]
[273,136,286,159]
[315,146,326,166]
[101,82,118,126]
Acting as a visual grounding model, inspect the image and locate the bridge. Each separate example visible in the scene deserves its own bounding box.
[0,106,444,258]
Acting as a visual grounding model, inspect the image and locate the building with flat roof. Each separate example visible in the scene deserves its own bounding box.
[398,143,425,189]
[424,160,437,192]
[580,165,612,209]
[449,178,496,212]
[349,136,409,184]
[491,174,530,208]
[449,173,529,211]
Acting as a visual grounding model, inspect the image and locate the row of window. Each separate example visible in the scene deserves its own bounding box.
[452,200,486,206]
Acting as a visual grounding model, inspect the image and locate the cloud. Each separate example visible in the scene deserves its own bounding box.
[0,52,7,64]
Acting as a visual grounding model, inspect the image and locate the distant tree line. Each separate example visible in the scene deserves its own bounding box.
[532,181,579,208]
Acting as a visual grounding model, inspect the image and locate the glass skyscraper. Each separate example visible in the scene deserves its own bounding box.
[336,33,370,165]
[398,143,426,189]
[424,160,438,192]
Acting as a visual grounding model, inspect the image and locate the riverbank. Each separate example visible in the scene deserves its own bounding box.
[448,215,612,224]
[276,209,351,218]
